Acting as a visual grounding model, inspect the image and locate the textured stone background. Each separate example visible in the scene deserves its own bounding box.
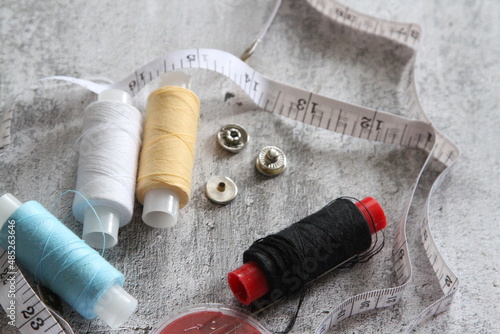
[0,0,498,333]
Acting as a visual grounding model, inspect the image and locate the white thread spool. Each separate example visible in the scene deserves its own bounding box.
[73,89,143,248]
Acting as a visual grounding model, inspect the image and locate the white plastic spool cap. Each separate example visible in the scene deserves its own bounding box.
[98,89,133,105]
[141,72,191,228]
[79,88,133,249]
[0,193,22,230]
[93,284,138,329]
[142,188,179,228]
[83,206,120,249]
[157,71,191,89]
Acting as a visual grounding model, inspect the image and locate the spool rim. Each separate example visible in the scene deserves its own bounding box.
[228,261,270,305]
[355,197,387,234]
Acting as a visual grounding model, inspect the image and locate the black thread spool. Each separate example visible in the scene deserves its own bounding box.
[227,197,386,306]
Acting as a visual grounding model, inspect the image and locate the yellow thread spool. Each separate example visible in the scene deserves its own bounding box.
[137,73,200,228]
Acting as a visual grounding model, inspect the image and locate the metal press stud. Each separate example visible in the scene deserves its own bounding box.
[217,124,249,153]
[256,146,287,176]
[205,176,238,204]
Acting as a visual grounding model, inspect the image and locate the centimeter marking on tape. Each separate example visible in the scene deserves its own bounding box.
[1,112,12,151]
[0,249,67,334]
[0,0,459,333]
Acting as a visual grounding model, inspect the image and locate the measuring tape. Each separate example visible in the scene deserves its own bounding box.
[0,249,73,334]
[0,1,459,333]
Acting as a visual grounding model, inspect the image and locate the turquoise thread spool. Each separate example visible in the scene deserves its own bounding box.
[0,193,137,328]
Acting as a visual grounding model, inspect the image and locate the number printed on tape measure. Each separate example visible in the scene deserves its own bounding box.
[0,249,67,334]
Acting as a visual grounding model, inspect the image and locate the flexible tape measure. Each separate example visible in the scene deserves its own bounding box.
[0,249,71,334]
[0,1,459,333]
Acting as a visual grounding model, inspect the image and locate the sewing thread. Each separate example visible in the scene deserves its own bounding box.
[72,97,142,248]
[228,197,386,333]
[136,86,200,208]
[229,197,386,305]
[0,201,125,319]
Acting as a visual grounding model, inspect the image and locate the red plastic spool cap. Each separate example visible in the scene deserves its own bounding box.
[228,261,269,305]
[355,197,387,234]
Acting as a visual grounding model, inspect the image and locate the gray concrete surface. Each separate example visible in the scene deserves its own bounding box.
[0,0,498,333]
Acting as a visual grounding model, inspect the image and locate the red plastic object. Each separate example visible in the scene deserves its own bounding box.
[355,197,387,234]
[151,305,270,334]
[228,261,269,305]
